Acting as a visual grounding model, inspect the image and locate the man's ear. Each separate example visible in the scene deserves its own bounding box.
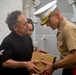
[12,25,18,31]
[56,12,59,17]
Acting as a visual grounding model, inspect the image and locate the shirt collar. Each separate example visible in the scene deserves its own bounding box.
[58,17,67,31]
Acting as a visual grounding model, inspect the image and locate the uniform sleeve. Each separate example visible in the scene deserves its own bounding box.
[63,26,76,51]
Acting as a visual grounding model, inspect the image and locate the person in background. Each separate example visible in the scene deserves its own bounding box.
[0,46,3,56]
[27,18,47,75]
[34,0,76,75]
[27,18,34,37]
[0,48,3,71]
[0,52,3,56]
[0,10,40,75]
[27,18,37,50]
[27,18,35,75]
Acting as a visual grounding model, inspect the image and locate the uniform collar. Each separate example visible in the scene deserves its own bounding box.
[57,17,67,36]
[58,17,67,31]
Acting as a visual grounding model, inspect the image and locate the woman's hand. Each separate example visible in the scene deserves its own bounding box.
[0,52,3,56]
[34,49,47,54]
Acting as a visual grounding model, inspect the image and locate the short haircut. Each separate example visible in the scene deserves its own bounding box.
[5,10,22,31]
[27,18,34,31]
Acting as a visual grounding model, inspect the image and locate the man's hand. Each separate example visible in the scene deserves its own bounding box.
[25,60,40,74]
[40,60,55,75]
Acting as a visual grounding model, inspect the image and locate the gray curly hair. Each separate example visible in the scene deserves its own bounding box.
[5,10,22,31]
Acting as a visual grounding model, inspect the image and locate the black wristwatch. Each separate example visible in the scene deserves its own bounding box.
[52,63,58,70]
